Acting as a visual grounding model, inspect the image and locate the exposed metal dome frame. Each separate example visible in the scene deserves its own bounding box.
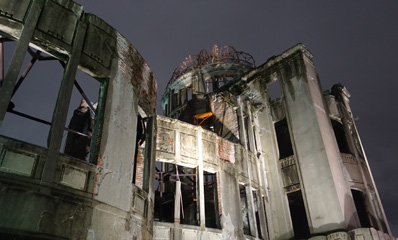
[168,45,255,87]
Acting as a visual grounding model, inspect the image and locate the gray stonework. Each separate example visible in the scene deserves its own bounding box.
[158,44,394,240]
[0,1,395,240]
[0,0,156,239]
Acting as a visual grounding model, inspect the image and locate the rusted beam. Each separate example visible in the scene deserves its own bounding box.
[58,60,97,114]
[168,45,256,86]
[11,50,40,98]
[8,108,91,138]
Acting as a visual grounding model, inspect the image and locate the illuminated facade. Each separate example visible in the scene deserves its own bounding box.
[155,45,393,240]
[0,1,394,240]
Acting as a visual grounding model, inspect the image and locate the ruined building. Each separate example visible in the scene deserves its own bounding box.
[0,1,395,240]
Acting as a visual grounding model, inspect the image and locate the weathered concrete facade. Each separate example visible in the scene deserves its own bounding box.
[0,0,156,239]
[157,45,394,240]
[0,1,394,240]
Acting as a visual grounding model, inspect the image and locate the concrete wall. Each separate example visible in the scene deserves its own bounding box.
[155,116,268,239]
[0,0,156,239]
[281,50,358,232]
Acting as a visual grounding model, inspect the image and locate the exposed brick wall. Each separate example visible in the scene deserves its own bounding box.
[210,93,239,142]
[216,172,222,215]
[216,136,235,163]
[135,147,145,188]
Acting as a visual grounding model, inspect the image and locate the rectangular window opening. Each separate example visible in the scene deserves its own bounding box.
[154,162,175,223]
[180,88,187,105]
[240,184,251,235]
[351,189,372,228]
[132,114,146,189]
[205,79,213,94]
[187,86,193,101]
[244,116,251,152]
[204,171,221,229]
[287,190,310,239]
[172,92,178,108]
[268,80,282,102]
[62,70,103,163]
[179,165,199,226]
[262,196,270,240]
[253,191,263,239]
[0,44,63,148]
[154,163,199,226]
[274,118,294,159]
[331,119,351,154]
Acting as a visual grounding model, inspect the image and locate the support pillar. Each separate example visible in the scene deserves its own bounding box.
[0,0,44,128]
[197,128,206,229]
[42,21,87,183]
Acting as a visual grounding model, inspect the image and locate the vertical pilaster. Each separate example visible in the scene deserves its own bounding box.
[42,21,87,183]
[174,181,182,239]
[0,0,44,128]
[197,128,206,229]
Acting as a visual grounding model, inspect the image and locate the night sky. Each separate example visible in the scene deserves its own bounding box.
[3,0,398,236]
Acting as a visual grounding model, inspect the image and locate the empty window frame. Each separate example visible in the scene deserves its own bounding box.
[331,119,351,154]
[268,80,282,102]
[287,190,310,239]
[214,74,224,89]
[253,191,263,239]
[0,43,62,147]
[351,189,372,228]
[187,86,193,101]
[179,165,199,225]
[180,88,187,105]
[155,162,174,223]
[244,116,251,151]
[274,118,294,159]
[262,196,270,240]
[0,39,106,164]
[154,163,199,226]
[62,70,105,163]
[132,115,146,188]
[205,78,213,94]
[204,171,221,229]
[240,184,251,235]
[172,92,178,109]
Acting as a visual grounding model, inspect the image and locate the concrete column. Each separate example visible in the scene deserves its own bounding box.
[282,52,356,233]
[197,69,205,93]
[197,128,206,229]
[246,104,257,153]
[237,97,248,148]
[256,97,293,239]
[43,21,87,183]
[0,0,44,128]
[143,116,156,193]
[237,98,259,237]
[174,180,182,239]
[175,122,180,160]
[257,192,270,240]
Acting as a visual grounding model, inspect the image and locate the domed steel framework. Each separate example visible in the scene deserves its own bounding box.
[168,45,255,87]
